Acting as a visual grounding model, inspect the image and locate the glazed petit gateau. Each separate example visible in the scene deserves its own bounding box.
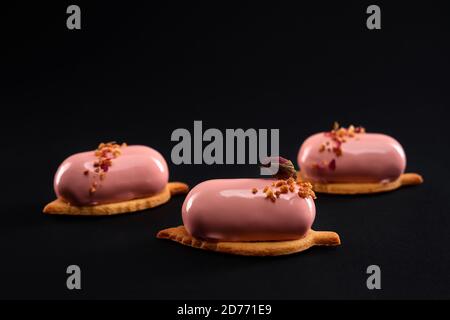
[158,159,340,256]
[43,142,188,215]
[297,123,423,194]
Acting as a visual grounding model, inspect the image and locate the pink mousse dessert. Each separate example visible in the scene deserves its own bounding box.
[182,178,316,242]
[53,142,169,206]
[297,124,406,184]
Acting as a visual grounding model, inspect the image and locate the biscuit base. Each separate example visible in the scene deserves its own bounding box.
[157,226,341,256]
[43,182,189,216]
[298,172,423,195]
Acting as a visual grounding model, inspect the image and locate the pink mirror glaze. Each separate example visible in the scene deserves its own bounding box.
[182,179,316,242]
[54,145,169,206]
[298,133,406,183]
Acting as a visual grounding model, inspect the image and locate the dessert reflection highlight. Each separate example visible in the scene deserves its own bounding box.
[44,142,188,215]
[297,123,423,194]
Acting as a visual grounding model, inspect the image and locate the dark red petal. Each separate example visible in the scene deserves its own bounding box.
[328,159,336,171]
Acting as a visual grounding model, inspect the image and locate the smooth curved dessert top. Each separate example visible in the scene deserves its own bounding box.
[182,178,316,242]
[54,143,169,206]
[298,124,406,183]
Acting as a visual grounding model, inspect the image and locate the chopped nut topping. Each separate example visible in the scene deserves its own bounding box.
[317,122,366,171]
[253,157,313,203]
[333,147,342,157]
[297,182,316,199]
[333,121,340,131]
[83,170,89,176]
[265,189,276,202]
[87,141,127,196]
[256,178,317,203]
[275,180,286,187]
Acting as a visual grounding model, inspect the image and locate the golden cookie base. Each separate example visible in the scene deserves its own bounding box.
[298,172,423,195]
[157,226,340,256]
[43,182,189,216]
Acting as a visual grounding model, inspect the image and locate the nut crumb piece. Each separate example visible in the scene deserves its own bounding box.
[320,122,366,170]
[265,189,276,202]
[88,141,126,195]
[297,182,316,199]
[260,174,318,203]
[333,121,340,131]
[251,188,258,194]
[275,180,286,187]
[280,185,288,194]
[83,170,89,176]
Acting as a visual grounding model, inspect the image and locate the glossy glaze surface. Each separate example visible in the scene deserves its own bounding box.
[54,146,168,206]
[182,179,316,242]
[298,133,406,183]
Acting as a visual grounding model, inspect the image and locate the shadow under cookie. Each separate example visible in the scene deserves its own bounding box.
[298,171,423,195]
[43,182,189,216]
[157,225,340,257]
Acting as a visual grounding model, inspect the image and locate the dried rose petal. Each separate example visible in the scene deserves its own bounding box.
[328,159,336,171]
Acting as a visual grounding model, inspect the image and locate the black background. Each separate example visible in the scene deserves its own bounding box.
[1,1,449,299]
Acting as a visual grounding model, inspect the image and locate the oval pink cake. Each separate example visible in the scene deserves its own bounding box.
[54,144,169,206]
[298,127,406,184]
[182,179,316,242]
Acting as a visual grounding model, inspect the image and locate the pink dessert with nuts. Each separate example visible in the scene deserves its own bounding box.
[54,143,169,206]
[182,178,316,242]
[297,123,406,183]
